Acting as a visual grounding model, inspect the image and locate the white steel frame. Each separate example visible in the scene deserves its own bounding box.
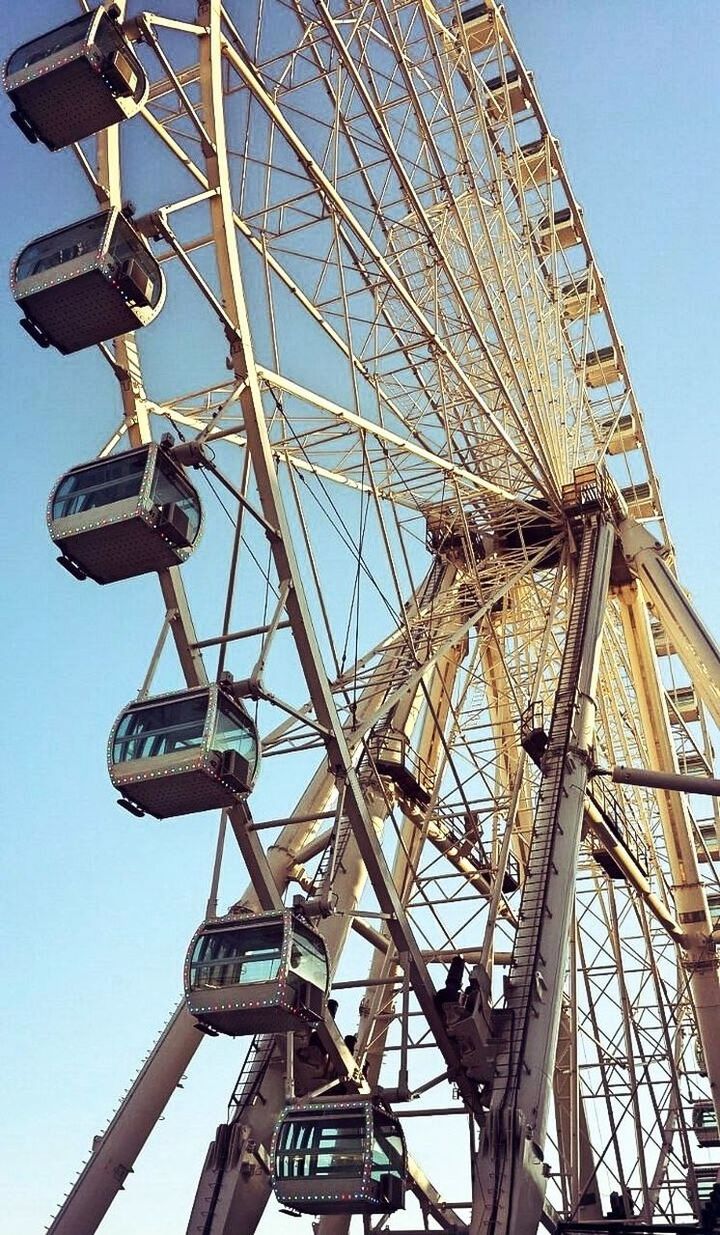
[11,3,720,1235]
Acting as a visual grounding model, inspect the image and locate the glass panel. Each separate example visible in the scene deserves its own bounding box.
[371,1116,404,1182]
[696,1169,720,1203]
[211,700,258,767]
[108,215,163,308]
[189,923,284,989]
[289,925,328,992]
[276,1113,366,1180]
[52,450,147,520]
[16,214,107,281]
[7,13,94,75]
[150,454,201,540]
[112,693,208,764]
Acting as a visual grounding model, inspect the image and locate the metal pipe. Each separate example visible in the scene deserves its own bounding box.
[191,621,291,649]
[249,810,335,831]
[612,764,720,798]
[332,975,403,991]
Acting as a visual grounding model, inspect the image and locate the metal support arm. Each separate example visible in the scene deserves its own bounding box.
[618,583,720,1123]
[612,763,720,798]
[618,516,720,730]
[472,517,615,1235]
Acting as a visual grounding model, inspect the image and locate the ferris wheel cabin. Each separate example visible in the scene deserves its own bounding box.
[688,1164,720,1222]
[11,208,165,353]
[108,684,260,818]
[459,4,497,54]
[4,7,148,150]
[272,1099,406,1215]
[693,1100,720,1149]
[185,911,329,1035]
[48,443,202,583]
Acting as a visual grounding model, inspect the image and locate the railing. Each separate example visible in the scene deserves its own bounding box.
[428,801,520,892]
[363,729,436,800]
[587,775,650,877]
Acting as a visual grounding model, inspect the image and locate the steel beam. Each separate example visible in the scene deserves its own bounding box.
[47,1005,201,1235]
[612,764,720,798]
[617,582,720,1123]
[193,0,480,1122]
[218,26,546,496]
[472,516,615,1235]
[618,517,720,730]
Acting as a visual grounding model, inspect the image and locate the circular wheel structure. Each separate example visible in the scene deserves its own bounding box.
[8,3,720,1235]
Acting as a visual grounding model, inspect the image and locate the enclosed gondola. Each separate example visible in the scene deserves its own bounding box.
[48,443,203,583]
[4,7,149,149]
[11,208,165,353]
[688,1164,720,1222]
[693,1099,720,1148]
[185,911,330,1036]
[108,684,260,818]
[272,1099,406,1215]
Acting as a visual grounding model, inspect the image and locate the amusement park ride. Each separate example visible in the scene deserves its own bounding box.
[5,2,720,1234]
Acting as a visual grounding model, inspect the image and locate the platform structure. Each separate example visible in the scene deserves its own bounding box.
[7,3,720,1235]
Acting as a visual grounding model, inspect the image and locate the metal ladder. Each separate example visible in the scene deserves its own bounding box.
[228,1035,276,1123]
[309,811,353,896]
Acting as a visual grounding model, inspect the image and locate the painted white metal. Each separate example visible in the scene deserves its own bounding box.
[619,516,720,730]
[190,591,466,1233]
[46,1008,200,1235]
[17,2,720,1231]
[613,764,720,798]
[472,517,615,1235]
[618,583,720,1124]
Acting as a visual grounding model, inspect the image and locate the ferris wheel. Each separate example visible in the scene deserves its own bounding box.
[5,3,720,1235]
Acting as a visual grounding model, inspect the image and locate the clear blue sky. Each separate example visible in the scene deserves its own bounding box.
[1,4,719,1233]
